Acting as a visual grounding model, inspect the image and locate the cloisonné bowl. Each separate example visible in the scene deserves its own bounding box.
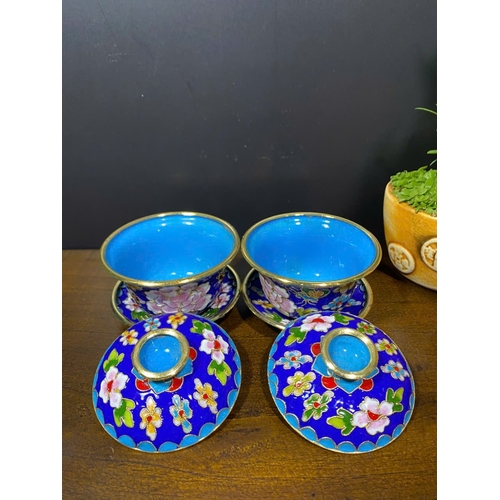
[92,312,242,452]
[100,212,240,317]
[268,311,414,453]
[241,212,381,320]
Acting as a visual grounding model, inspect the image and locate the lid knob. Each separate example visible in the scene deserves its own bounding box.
[320,327,378,380]
[131,328,190,381]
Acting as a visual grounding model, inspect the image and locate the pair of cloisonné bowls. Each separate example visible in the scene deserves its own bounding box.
[93,212,414,454]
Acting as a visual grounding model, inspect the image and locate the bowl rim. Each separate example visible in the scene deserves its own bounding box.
[241,212,382,287]
[100,211,240,287]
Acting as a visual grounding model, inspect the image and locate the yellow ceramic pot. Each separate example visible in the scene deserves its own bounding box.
[383,182,437,290]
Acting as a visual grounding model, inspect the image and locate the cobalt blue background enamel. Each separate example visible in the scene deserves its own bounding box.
[245,215,378,282]
[268,311,414,453]
[104,214,236,282]
[92,313,241,452]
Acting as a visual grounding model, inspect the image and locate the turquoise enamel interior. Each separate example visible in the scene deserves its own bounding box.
[139,335,183,374]
[104,214,236,281]
[327,335,371,373]
[245,214,377,282]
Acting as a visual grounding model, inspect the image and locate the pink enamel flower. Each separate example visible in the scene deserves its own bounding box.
[299,314,336,333]
[212,292,230,309]
[99,366,128,408]
[122,292,143,312]
[259,275,297,316]
[352,397,394,435]
[145,282,212,314]
[200,330,229,363]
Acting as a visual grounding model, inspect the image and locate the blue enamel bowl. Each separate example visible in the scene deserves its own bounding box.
[100,212,240,316]
[241,212,381,319]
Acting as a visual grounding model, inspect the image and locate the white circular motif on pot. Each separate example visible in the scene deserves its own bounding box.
[420,237,437,271]
[388,243,415,274]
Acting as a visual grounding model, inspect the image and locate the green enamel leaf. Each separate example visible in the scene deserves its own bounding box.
[271,313,283,322]
[122,409,134,428]
[131,310,149,321]
[113,411,122,427]
[327,416,346,429]
[207,359,231,386]
[203,308,220,318]
[392,402,403,413]
[341,422,355,436]
[190,319,213,334]
[282,385,294,397]
[284,327,307,346]
[387,387,404,404]
[296,307,317,316]
[302,408,315,422]
[114,399,127,418]
[125,398,135,410]
[103,349,124,372]
[333,313,353,325]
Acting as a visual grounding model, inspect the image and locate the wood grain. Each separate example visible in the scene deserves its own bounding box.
[63,250,437,500]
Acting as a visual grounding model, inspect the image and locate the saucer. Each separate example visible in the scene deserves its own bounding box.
[112,265,241,326]
[242,268,373,329]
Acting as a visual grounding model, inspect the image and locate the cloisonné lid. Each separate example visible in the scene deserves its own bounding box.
[92,312,241,452]
[268,311,414,453]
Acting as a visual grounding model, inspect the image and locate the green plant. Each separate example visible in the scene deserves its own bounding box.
[390,167,437,216]
[390,105,437,216]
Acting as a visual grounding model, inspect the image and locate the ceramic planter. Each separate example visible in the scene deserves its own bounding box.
[383,182,437,290]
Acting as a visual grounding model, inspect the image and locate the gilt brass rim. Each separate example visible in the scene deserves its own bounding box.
[241,212,382,288]
[320,327,378,381]
[131,328,190,381]
[100,211,240,287]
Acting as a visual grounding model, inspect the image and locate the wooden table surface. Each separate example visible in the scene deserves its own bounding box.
[63,250,437,499]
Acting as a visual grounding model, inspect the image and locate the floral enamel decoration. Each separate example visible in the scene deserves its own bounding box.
[145,282,213,315]
[167,313,187,329]
[267,311,415,453]
[376,338,399,355]
[302,391,334,422]
[300,314,336,333]
[139,396,163,440]
[276,350,313,369]
[123,292,144,313]
[356,321,376,335]
[284,313,354,346]
[381,360,409,381]
[99,366,128,408]
[191,319,232,385]
[98,349,135,428]
[92,312,241,453]
[113,266,241,326]
[283,371,316,397]
[200,329,229,363]
[120,329,139,346]
[144,317,161,332]
[259,274,297,316]
[243,269,373,329]
[351,397,394,435]
[169,395,193,433]
[193,378,218,414]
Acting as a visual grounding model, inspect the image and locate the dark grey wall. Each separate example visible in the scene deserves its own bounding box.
[63,0,436,249]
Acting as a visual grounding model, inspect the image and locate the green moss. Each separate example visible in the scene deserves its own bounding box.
[390,167,437,217]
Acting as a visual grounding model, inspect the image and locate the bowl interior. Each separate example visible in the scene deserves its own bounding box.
[104,214,237,282]
[244,214,378,282]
